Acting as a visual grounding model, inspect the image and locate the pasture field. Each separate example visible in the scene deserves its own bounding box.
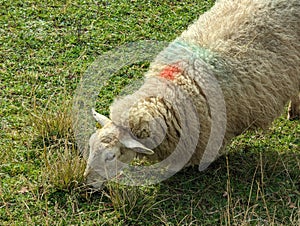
[0,0,299,225]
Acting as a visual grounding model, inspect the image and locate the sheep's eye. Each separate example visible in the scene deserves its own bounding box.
[105,152,116,162]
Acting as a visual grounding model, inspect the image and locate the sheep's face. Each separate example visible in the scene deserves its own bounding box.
[84,109,154,189]
[84,123,132,188]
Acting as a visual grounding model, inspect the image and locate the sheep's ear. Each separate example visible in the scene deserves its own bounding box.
[120,137,154,155]
[92,108,111,127]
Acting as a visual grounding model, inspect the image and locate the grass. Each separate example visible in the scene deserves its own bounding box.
[0,0,299,225]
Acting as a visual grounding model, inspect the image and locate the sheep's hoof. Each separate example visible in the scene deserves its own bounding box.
[288,107,300,120]
[288,94,300,121]
[288,112,300,121]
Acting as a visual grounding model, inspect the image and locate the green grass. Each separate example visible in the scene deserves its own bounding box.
[1,0,299,225]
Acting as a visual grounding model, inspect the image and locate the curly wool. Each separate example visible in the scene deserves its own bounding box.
[110,0,300,166]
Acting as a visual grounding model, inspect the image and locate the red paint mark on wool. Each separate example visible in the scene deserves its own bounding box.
[159,65,182,80]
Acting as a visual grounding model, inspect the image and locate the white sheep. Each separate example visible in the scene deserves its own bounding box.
[84,0,300,188]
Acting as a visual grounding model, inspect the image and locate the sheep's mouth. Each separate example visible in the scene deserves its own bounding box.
[84,168,107,189]
[85,168,125,189]
[86,177,106,189]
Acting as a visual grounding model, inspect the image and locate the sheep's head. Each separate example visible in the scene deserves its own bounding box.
[84,109,154,189]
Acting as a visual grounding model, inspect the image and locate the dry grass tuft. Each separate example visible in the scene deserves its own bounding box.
[104,181,160,220]
[30,98,86,191]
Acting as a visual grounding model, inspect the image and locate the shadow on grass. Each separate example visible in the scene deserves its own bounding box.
[28,103,299,225]
[78,146,299,225]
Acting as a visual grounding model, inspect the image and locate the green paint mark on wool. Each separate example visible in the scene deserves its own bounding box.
[172,40,230,80]
[172,40,215,64]
[155,38,232,82]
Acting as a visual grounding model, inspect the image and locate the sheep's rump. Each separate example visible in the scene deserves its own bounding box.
[110,0,300,165]
[180,0,300,131]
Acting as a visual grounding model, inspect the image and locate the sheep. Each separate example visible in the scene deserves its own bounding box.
[83,0,300,189]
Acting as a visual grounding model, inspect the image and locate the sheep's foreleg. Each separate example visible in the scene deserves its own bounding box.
[288,93,300,120]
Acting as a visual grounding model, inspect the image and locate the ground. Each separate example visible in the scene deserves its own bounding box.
[0,0,299,225]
